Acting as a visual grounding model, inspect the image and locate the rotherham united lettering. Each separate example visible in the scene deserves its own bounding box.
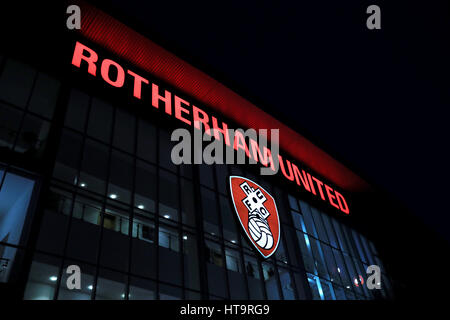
[70,41,350,215]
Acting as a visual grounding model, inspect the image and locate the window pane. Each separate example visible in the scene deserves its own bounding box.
[298,201,318,237]
[183,234,200,290]
[73,195,102,226]
[262,262,280,300]
[199,164,214,189]
[0,170,35,246]
[137,118,156,163]
[225,248,242,273]
[159,283,182,300]
[310,207,329,243]
[64,89,89,132]
[0,59,36,108]
[87,98,113,142]
[53,129,82,185]
[28,73,60,118]
[113,107,135,153]
[23,254,60,300]
[159,225,179,252]
[279,268,296,300]
[205,240,223,268]
[129,276,156,300]
[132,214,155,243]
[159,129,177,172]
[0,103,22,149]
[180,179,195,227]
[220,195,238,243]
[288,195,299,211]
[14,114,50,157]
[296,231,315,274]
[79,139,108,195]
[159,170,179,222]
[202,187,220,238]
[95,269,127,300]
[320,213,338,249]
[215,165,228,195]
[108,150,133,204]
[135,160,156,214]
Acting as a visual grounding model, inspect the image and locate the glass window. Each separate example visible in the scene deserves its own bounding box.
[129,276,156,300]
[310,207,329,243]
[351,230,368,264]
[135,160,156,214]
[244,255,260,280]
[332,248,352,289]
[0,59,36,108]
[219,195,238,243]
[288,194,299,211]
[331,218,349,253]
[103,205,130,236]
[320,278,336,300]
[359,234,376,266]
[14,114,50,157]
[132,214,155,243]
[296,231,315,274]
[185,290,201,300]
[108,150,133,204]
[180,179,195,227]
[52,129,82,185]
[159,283,182,300]
[0,170,35,247]
[72,195,102,226]
[278,268,296,300]
[275,237,289,265]
[205,240,223,268]
[291,210,306,232]
[322,244,341,285]
[159,225,179,252]
[159,170,179,222]
[320,213,338,249]
[79,139,109,195]
[159,129,177,172]
[201,187,220,238]
[262,262,280,300]
[137,118,156,163]
[215,165,228,195]
[307,273,323,300]
[225,248,242,273]
[0,103,22,150]
[309,238,329,279]
[28,73,60,119]
[298,201,318,238]
[64,89,89,132]
[23,254,60,300]
[183,233,200,290]
[0,245,24,284]
[332,284,347,300]
[95,269,127,300]
[113,107,135,153]
[199,164,214,189]
[87,98,113,143]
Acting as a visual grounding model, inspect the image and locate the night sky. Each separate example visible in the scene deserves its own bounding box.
[103,0,450,243]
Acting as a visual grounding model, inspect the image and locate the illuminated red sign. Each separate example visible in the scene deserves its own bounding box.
[71,41,350,215]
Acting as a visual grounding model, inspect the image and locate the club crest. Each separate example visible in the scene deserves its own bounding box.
[229,176,280,259]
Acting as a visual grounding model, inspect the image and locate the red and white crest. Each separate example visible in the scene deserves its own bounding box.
[229,176,280,259]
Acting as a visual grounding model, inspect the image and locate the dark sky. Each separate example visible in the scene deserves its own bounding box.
[102,0,450,242]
